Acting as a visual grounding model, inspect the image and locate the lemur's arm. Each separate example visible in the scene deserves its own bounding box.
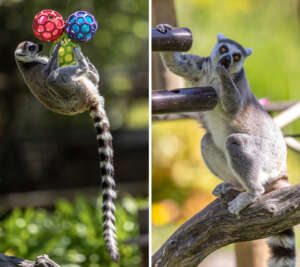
[157,24,209,81]
[215,65,242,114]
[160,52,209,80]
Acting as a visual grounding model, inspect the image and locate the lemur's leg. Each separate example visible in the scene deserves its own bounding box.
[44,41,61,74]
[157,24,210,81]
[73,46,89,74]
[72,47,100,85]
[225,133,267,215]
[86,57,100,84]
[201,133,243,197]
[215,65,242,114]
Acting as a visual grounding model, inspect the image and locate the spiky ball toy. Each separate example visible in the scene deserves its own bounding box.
[50,34,77,66]
[32,10,65,42]
[65,11,98,42]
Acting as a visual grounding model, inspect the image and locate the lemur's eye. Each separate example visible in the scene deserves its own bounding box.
[233,53,241,62]
[219,45,228,54]
[28,45,36,52]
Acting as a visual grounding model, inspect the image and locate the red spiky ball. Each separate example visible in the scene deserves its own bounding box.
[32,10,65,42]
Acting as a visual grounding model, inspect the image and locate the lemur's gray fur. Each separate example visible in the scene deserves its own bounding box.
[157,24,295,267]
[15,41,119,262]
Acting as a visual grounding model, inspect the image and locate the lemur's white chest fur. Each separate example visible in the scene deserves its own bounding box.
[204,108,230,151]
[189,60,230,151]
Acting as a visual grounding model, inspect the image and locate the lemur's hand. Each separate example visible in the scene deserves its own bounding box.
[215,64,229,77]
[156,24,173,34]
[52,41,62,58]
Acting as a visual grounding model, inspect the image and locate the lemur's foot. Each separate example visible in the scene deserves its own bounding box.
[73,45,84,61]
[213,182,235,198]
[52,41,62,58]
[156,24,173,34]
[86,57,98,75]
[228,192,257,216]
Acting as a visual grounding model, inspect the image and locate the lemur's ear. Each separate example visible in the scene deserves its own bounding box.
[217,33,227,42]
[245,48,253,56]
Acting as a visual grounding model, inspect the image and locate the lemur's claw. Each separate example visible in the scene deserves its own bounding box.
[156,24,173,34]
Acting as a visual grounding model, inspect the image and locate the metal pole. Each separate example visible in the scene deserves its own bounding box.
[152,87,217,114]
[152,27,193,52]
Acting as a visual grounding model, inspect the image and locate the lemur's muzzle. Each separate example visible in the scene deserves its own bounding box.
[219,55,231,69]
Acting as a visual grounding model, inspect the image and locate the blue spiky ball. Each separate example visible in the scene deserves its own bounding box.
[65,11,98,42]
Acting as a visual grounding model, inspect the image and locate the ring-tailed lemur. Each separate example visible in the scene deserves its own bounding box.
[157,24,295,267]
[14,41,119,262]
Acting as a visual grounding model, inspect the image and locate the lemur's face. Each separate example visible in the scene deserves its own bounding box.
[211,33,252,74]
[15,41,43,62]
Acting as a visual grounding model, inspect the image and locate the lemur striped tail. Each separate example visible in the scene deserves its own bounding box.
[90,105,119,262]
[267,228,296,267]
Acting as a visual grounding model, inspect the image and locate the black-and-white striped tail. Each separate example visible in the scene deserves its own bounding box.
[90,105,119,262]
[267,228,296,267]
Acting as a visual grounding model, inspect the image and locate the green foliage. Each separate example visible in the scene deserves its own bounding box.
[0,195,146,267]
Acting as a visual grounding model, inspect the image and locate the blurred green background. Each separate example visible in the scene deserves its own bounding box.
[0,0,148,266]
[152,0,300,265]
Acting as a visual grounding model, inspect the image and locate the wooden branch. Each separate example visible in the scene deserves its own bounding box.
[152,183,300,267]
[273,102,300,128]
[284,137,300,153]
[263,101,297,112]
[152,27,193,52]
[0,253,60,267]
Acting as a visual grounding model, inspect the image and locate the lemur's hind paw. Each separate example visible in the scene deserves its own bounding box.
[86,57,98,74]
[52,41,62,57]
[228,192,257,216]
[156,24,173,34]
[213,182,234,198]
[73,45,84,61]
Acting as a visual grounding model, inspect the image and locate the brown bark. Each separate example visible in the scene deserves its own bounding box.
[152,184,300,267]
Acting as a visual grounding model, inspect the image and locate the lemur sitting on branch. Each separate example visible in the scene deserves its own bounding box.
[14,41,119,262]
[157,24,295,267]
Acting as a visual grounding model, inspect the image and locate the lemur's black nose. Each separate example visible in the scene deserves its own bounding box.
[219,55,232,69]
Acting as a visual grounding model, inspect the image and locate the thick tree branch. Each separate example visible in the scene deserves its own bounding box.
[0,253,60,267]
[152,183,300,267]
